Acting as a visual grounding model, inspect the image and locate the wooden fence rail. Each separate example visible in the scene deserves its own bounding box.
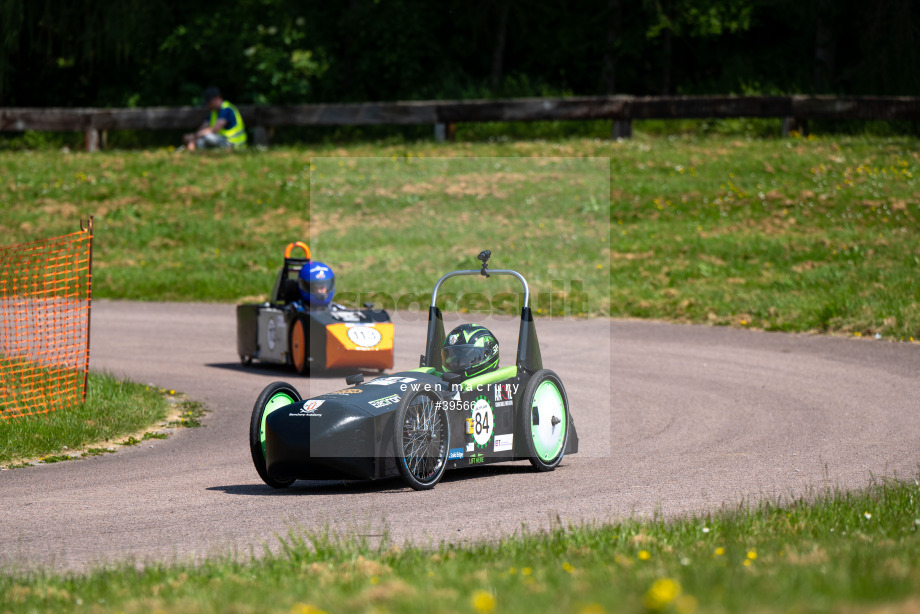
[2,95,919,150]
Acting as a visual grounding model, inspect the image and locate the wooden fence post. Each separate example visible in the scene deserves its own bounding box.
[612,120,632,139]
[83,129,99,152]
[250,125,270,147]
[781,117,808,137]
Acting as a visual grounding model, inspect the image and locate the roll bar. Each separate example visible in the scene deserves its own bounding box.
[429,269,530,309]
[421,250,542,374]
[284,241,311,260]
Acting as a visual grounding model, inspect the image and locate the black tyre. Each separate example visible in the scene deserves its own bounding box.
[518,369,569,471]
[394,390,450,490]
[250,381,302,488]
[240,354,253,366]
[289,316,308,375]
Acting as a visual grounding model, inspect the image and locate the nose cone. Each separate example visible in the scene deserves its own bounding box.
[264,398,379,480]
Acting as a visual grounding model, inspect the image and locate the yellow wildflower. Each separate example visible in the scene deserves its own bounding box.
[643,578,682,611]
[471,590,496,613]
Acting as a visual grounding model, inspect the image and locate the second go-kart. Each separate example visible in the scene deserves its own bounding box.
[236,242,394,374]
[249,250,578,491]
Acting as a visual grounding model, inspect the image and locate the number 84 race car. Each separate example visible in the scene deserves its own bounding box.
[249,250,579,491]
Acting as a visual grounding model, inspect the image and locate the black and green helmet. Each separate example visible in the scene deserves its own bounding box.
[441,323,499,378]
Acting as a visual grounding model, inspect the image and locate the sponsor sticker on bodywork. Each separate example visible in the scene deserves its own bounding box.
[291,399,324,417]
[493,383,517,408]
[267,316,279,350]
[366,376,417,386]
[369,394,400,409]
[494,433,514,452]
[331,310,362,322]
[448,448,464,460]
[327,388,363,395]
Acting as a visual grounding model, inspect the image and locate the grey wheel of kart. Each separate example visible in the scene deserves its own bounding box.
[250,381,301,488]
[394,390,449,490]
[519,369,569,471]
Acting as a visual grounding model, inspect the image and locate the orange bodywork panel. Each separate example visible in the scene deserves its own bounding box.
[325,322,395,370]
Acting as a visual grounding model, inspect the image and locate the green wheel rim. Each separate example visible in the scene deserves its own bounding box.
[530,380,566,461]
[260,392,295,457]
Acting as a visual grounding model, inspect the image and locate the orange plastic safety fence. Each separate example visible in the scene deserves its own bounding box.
[0,225,93,419]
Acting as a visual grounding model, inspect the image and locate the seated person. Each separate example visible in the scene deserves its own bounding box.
[183,87,247,150]
[297,261,335,309]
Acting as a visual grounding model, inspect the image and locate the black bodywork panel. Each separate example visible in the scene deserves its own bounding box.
[263,370,579,482]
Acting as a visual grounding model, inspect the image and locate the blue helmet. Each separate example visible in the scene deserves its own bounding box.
[298,262,335,306]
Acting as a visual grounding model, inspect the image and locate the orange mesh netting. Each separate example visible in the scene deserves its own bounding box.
[0,221,93,419]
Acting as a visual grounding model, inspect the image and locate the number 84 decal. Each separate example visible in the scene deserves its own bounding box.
[470,396,493,449]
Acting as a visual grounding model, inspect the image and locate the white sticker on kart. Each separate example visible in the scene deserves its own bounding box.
[494,433,513,452]
[471,397,493,448]
[267,316,278,351]
[493,383,516,407]
[369,394,400,409]
[291,399,324,417]
[366,376,416,386]
[346,326,382,348]
[331,311,362,322]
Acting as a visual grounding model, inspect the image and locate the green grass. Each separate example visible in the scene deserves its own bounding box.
[1,134,918,337]
[1,133,918,608]
[1,479,918,613]
[308,155,608,317]
[0,371,171,466]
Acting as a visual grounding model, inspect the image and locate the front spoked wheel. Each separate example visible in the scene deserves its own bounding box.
[394,391,450,490]
[249,381,301,488]
[519,369,569,471]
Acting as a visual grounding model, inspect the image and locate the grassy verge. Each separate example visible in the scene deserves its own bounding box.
[1,134,917,338]
[2,478,918,613]
[0,371,176,468]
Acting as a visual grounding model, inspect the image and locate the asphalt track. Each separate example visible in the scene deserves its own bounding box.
[2,301,918,571]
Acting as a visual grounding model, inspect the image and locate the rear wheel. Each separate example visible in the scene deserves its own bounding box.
[394,391,449,490]
[519,369,569,471]
[289,317,308,375]
[249,381,301,488]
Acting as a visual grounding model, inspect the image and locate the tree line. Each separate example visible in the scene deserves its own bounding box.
[1,0,918,108]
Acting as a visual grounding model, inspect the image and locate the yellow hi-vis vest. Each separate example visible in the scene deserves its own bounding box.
[209,101,247,146]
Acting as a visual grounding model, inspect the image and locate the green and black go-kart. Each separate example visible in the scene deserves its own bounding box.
[249,250,579,490]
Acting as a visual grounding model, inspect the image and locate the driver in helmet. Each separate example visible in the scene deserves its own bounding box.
[441,323,499,379]
[298,261,335,308]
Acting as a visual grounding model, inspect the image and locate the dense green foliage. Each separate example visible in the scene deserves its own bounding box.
[2,479,920,612]
[2,0,919,108]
